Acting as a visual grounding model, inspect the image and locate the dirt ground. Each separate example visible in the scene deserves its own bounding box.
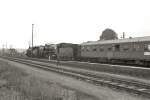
[0,58,150,100]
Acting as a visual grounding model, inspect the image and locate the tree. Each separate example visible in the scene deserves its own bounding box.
[100,28,118,40]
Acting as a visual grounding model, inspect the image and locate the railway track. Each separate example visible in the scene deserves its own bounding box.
[1,56,150,98]
[11,56,150,79]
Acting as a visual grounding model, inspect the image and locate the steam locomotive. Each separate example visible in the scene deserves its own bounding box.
[26,44,57,60]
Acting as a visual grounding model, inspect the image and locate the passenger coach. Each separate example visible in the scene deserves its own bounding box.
[80,36,150,66]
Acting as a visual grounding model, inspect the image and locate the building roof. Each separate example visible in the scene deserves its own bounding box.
[80,36,150,46]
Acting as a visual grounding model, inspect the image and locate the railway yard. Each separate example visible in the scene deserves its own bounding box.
[0,55,150,100]
[1,0,150,99]
[1,27,150,100]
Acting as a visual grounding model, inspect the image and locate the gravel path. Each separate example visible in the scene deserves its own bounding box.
[1,58,150,100]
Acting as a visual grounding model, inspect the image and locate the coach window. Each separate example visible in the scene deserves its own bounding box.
[99,47,104,52]
[115,45,120,51]
[108,47,112,51]
[132,44,137,51]
[123,48,129,51]
[123,45,129,51]
[148,45,150,51]
[93,48,97,51]
[144,44,150,51]
[81,46,85,51]
[136,45,140,51]
[86,46,90,52]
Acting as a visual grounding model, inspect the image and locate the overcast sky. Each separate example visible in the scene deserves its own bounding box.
[0,0,150,49]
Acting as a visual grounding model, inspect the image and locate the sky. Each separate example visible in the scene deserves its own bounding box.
[0,0,150,49]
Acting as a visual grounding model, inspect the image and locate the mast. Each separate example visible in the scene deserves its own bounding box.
[32,24,34,57]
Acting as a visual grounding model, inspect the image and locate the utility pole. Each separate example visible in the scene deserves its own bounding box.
[32,24,34,57]
[9,45,12,56]
[2,45,5,55]
[6,43,7,49]
[123,32,125,39]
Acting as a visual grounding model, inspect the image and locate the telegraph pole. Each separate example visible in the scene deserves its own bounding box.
[6,43,7,49]
[123,32,125,39]
[2,45,5,55]
[32,24,34,57]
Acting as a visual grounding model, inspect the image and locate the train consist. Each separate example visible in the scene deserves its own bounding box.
[26,36,150,66]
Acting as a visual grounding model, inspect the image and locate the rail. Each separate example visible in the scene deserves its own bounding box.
[1,56,150,98]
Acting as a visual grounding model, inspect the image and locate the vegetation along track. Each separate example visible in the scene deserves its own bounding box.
[1,56,150,98]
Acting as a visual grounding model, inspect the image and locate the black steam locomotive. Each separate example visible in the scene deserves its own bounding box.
[26,44,57,60]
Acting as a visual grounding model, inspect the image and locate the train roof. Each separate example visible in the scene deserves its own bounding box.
[81,36,150,46]
[57,43,78,48]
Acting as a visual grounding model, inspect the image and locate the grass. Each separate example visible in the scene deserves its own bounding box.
[0,60,98,100]
[1,60,149,100]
